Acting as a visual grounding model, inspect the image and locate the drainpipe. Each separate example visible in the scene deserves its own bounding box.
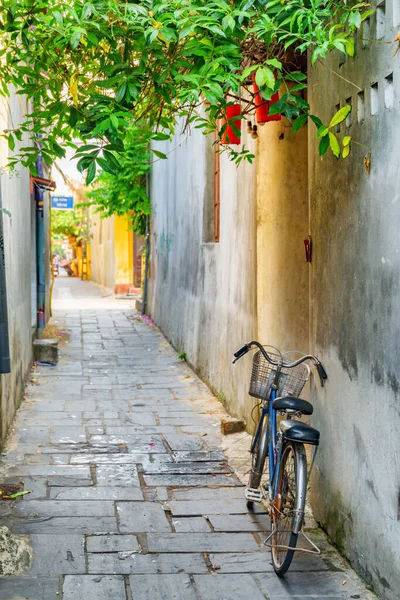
[141,170,150,316]
[35,154,46,333]
[0,177,11,373]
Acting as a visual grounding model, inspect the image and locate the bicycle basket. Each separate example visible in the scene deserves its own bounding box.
[249,351,310,400]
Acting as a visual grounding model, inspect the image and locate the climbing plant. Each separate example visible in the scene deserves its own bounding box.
[86,125,151,235]
[0,0,374,204]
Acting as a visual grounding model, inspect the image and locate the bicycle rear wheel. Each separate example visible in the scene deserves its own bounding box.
[247,414,268,509]
[270,441,307,575]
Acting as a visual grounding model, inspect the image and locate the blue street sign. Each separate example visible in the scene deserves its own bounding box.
[51,195,74,210]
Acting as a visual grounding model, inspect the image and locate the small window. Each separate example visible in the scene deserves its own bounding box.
[357,91,365,123]
[376,1,386,39]
[370,83,379,116]
[345,98,352,127]
[334,103,341,133]
[394,0,400,27]
[384,73,394,108]
[362,17,371,48]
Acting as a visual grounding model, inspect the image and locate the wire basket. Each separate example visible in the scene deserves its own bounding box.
[249,351,310,400]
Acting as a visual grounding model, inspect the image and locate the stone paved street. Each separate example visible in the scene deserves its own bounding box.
[0,279,374,599]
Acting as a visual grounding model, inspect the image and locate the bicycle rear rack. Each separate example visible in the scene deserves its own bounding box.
[263,529,321,555]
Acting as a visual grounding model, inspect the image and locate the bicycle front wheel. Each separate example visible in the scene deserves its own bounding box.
[270,441,307,576]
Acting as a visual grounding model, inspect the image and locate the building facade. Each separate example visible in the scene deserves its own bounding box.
[0,92,52,445]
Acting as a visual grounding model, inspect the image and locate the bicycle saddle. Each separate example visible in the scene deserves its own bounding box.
[272,396,313,415]
[280,419,320,445]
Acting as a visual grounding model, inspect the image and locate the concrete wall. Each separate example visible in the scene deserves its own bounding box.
[149,116,309,426]
[0,94,35,444]
[149,124,258,425]
[308,3,400,596]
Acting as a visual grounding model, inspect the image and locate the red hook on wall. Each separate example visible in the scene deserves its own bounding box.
[304,236,312,263]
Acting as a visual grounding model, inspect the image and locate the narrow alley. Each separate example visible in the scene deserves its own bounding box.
[0,278,372,599]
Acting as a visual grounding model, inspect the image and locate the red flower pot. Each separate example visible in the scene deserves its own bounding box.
[220,103,242,145]
[252,73,281,124]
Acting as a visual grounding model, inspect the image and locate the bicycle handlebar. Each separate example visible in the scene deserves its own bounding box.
[232,340,328,387]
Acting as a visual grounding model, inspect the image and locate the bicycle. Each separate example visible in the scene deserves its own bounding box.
[233,341,327,575]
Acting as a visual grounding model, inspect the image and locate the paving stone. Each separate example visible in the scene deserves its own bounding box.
[194,574,265,600]
[89,552,208,575]
[167,499,259,516]
[208,513,270,532]
[29,534,85,575]
[120,414,158,426]
[253,572,360,597]
[144,474,242,487]
[42,443,124,454]
[173,451,226,462]
[207,552,329,573]
[16,500,115,518]
[70,453,153,465]
[50,486,144,500]
[163,434,206,451]
[11,516,118,534]
[129,574,197,599]
[172,517,211,532]
[143,462,232,474]
[63,575,126,600]
[91,435,166,453]
[172,487,245,501]
[147,533,260,553]
[9,465,91,480]
[0,576,60,599]
[87,534,140,553]
[96,464,140,487]
[117,502,171,532]
[50,427,87,444]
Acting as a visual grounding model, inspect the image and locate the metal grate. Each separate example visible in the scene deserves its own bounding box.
[249,351,309,400]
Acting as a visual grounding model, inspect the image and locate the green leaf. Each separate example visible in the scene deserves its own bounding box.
[153,149,167,160]
[342,144,351,158]
[7,134,15,151]
[345,38,355,57]
[110,114,119,129]
[310,115,323,129]
[328,132,340,158]
[86,161,96,184]
[329,105,351,128]
[292,113,308,133]
[115,83,127,103]
[265,58,282,70]
[342,135,352,147]
[318,126,329,138]
[319,135,330,156]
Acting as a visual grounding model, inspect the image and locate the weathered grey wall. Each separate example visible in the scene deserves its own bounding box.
[149,124,258,425]
[89,210,115,292]
[309,3,400,596]
[0,94,35,444]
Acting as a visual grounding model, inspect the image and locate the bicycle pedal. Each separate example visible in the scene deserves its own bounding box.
[245,487,264,503]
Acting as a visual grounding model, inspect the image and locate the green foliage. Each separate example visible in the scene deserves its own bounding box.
[52,207,85,239]
[0,0,372,209]
[316,104,352,158]
[178,351,187,361]
[86,126,151,235]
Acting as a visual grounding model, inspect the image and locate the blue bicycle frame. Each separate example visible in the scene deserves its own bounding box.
[250,387,283,499]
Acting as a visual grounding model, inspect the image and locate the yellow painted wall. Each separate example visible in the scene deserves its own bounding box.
[256,121,309,355]
[114,215,134,287]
